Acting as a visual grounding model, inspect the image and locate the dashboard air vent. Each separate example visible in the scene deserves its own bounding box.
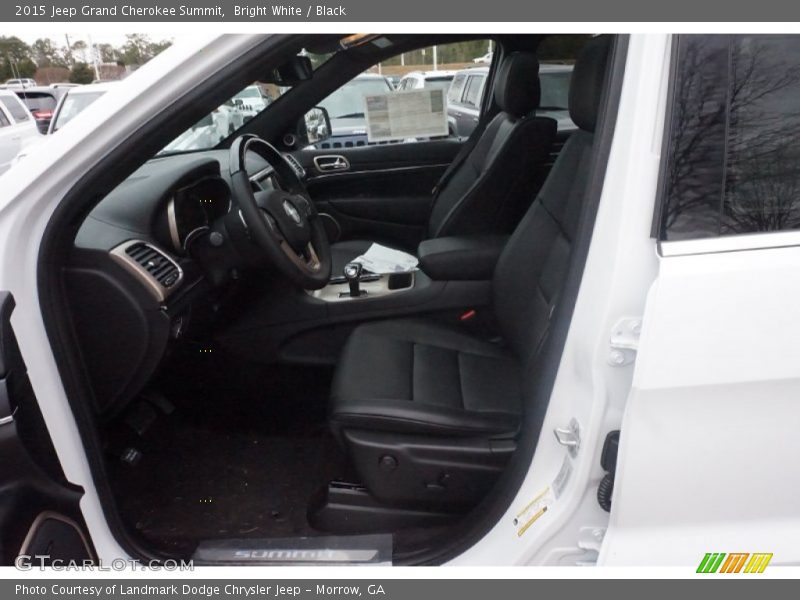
[125,242,181,288]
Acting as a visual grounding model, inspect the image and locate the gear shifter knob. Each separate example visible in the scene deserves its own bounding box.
[344,262,363,297]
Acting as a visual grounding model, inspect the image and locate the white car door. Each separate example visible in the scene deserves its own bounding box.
[602,33,800,568]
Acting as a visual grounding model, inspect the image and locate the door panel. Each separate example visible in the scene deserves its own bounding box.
[0,292,93,565]
[605,248,800,564]
[295,139,462,251]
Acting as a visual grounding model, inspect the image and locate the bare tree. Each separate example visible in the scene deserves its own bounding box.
[664,36,800,238]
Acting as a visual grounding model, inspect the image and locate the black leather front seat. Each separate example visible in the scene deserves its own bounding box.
[329,36,612,509]
[330,51,557,274]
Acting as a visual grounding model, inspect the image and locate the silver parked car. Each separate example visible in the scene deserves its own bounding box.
[0,89,40,175]
[447,63,575,138]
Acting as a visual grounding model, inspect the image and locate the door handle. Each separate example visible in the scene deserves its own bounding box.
[314,155,350,173]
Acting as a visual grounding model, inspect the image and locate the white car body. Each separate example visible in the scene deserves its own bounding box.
[397,70,457,91]
[1,33,799,568]
[6,82,120,167]
[233,84,271,114]
[0,90,40,175]
[473,51,493,64]
[3,78,37,89]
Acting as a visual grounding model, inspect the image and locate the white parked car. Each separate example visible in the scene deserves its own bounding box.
[396,69,457,92]
[232,84,272,114]
[1,33,799,573]
[3,78,37,89]
[0,89,40,175]
[7,83,119,167]
[473,51,493,63]
[47,82,120,134]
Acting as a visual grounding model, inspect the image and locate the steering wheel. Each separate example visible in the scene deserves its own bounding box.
[229,134,331,289]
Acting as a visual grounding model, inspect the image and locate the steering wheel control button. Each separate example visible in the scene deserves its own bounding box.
[208,231,225,247]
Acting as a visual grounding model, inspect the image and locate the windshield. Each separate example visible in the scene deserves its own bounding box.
[158,50,333,155]
[423,78,453,91]
[235,87,262,99]
[53,92,104,131]
[539,71,572,110]
[319,78,393,119]
[19,93,58,112]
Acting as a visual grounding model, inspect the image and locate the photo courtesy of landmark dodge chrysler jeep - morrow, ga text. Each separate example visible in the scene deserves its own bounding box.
[0,33,798,568]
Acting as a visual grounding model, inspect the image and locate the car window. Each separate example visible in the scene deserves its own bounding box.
[660,35,800,240]
[318,77,393,119]
[53,91,106,131]
[448,73,467,104]
[157,49,332,155]
[310,39,492,149]
[235,87,262,99]
[539,71,571,109]
[18,93,58,113]
[0,95,30,122]
[463,75,484,108]
[424,77,454,92]
[0,110,9,127]
[659,35,800,241]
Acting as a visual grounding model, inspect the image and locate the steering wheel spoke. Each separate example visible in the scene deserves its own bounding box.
[294,193,317,219]
[279,241,322,274]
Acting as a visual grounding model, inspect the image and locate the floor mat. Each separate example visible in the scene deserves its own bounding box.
[109,351,349,556]
[113,421,347,555]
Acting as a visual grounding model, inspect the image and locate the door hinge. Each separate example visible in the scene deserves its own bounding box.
[608,316,642,367]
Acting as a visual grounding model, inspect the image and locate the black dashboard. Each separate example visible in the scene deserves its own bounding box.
[75,150,272,257]
[68,149,281,417]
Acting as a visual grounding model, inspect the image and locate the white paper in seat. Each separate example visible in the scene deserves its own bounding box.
[353,243,419,274]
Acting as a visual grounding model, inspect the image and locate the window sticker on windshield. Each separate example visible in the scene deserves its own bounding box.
[364,89,448,142]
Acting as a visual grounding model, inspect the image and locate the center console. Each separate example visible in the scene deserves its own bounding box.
[219,234,509,365]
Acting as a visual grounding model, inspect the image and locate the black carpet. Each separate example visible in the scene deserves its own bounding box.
[108,346,349,556]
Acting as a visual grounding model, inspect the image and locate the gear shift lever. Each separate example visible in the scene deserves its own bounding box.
[343,262,363,298]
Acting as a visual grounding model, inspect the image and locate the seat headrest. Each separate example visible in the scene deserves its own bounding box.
[569,35,612,133]
[495,52,541,118]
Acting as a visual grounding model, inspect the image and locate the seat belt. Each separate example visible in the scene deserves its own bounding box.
[431,118,490,198]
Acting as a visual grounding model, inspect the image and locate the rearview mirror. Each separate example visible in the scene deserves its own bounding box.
[263,56,313,86]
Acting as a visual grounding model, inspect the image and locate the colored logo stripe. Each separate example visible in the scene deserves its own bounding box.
[719,553,749,573]
[697,552,772,573]
[744,553,773,573]
[697,553,726,573]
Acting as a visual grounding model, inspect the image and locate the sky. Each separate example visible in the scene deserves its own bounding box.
[15,32,183,47]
